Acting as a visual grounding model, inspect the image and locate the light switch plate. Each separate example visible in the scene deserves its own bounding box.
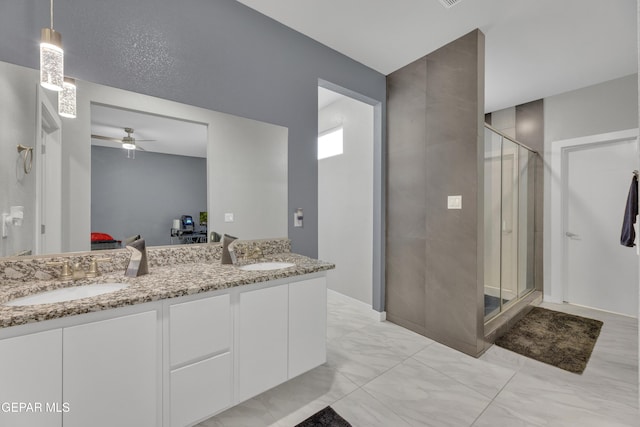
[224,213,234,222]
[447,195,462,210]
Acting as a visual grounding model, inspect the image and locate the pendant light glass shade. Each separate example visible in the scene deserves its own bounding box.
[40,28,64,91]
[58,77,76,118]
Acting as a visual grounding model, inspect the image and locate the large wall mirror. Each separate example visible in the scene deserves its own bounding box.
[0,60,288,258]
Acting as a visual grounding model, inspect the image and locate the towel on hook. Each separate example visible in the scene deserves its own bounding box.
[620,175,638,247]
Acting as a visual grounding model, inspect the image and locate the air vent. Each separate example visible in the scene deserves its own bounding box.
[438,0,462,8]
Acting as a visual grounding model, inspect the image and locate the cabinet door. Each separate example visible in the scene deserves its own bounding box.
[63,311,158,427]
[237,284,288,402]
[0,329,62,427]
[170,294,230,367]
[288,277,327,378]
[171,352,232,427]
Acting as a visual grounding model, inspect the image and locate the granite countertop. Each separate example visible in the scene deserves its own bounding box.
[0,253,334,329]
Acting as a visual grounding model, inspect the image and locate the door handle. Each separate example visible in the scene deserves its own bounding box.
[565,232,581,240]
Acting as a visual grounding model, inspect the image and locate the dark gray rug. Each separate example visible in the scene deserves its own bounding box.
[295,406,351,427]
[495,307,603,374]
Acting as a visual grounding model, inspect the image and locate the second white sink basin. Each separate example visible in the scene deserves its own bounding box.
[239,262,296,271]
[4,283,129,307]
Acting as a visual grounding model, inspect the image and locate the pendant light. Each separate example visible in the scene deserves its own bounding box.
[58,77,76,118]
[40,0,63,91]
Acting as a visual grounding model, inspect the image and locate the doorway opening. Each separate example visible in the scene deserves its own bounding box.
[317,81,383,314]
[35,86,62,255]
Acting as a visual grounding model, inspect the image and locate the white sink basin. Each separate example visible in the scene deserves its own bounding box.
[239,262,296,271]
[4,283,129,306]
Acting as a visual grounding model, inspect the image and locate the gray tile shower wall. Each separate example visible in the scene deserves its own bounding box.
[515,100,544,292]
[386,29,486,357]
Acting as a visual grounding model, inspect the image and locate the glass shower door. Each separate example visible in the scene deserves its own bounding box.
[483,128,502,319]
[484,126,536,322]
[500,138,519,309]
[517,146,536,297]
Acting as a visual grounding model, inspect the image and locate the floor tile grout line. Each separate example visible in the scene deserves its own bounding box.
[468,368,519,426]
[261,366,362,425]
[359,386,415,426]
[407,352,512,402]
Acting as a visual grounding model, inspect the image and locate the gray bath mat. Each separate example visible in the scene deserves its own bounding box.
[495,307,603,374]
[295,406,351,427]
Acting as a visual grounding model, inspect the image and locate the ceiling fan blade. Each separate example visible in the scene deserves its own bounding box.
[134,139,156,142]
[136,146,146,151]
[91,134,123,143]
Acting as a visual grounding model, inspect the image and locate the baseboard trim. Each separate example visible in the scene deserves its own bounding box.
[327,289,386,322]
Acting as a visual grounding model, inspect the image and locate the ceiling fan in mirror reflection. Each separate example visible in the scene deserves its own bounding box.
[91,127,156,159]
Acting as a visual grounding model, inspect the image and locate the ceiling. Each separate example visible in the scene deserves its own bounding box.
[236,0,637,112]
[91,104,207,158]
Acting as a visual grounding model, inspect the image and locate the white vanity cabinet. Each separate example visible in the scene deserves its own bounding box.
[62,311,158,427]
[236,276,327,402]
[168,294,232,427]
[0,329,63,427]
[0,271,327,427]
[237,283,289,402]
[288,277,327,378]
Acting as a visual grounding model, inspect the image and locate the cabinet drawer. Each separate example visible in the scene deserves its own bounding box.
[171,352,232,427]
[170,294,230,367]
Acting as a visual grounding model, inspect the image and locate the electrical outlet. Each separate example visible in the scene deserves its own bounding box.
[224,213,234,222]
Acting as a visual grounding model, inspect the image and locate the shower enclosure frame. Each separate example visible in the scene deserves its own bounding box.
[484,124,538,322]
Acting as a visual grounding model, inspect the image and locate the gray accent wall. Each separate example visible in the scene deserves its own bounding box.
[0,0,386,258]
[91,146,207,247]
[386,30,486,357]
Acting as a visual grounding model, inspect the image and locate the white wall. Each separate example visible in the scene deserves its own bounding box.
[318,94,374,305]
[209,114,288,240]
[543,74,639,304]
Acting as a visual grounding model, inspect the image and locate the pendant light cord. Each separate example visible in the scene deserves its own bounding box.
[50,0,54,29]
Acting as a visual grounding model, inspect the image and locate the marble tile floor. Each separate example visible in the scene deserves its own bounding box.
[199,294,639,427]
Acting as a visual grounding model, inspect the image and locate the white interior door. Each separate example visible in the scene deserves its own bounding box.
[564,138,639,317]
[36,87,62,255]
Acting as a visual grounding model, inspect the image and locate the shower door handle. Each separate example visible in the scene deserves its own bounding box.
[565,232,581,240]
